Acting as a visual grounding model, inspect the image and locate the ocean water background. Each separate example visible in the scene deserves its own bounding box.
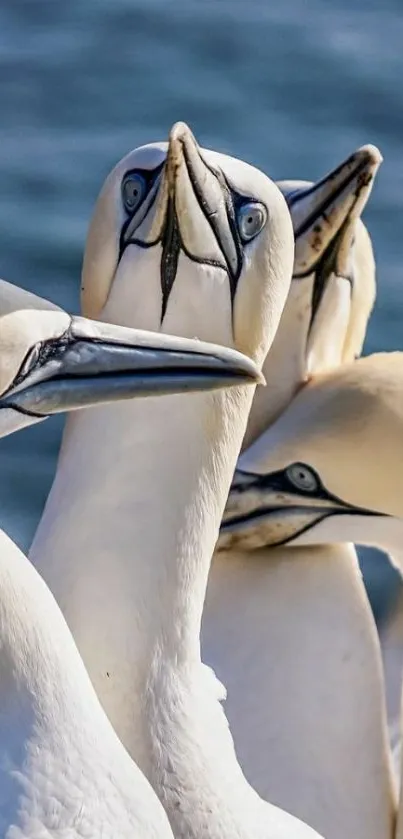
[0,0,402,622]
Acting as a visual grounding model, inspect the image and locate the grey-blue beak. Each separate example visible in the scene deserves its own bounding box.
[0,316,261,418]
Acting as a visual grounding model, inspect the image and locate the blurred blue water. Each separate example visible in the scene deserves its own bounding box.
[0,0,401,621]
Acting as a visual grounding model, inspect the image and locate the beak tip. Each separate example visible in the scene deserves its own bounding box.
[355,143,383,169]
[244,362,264,385]
[169,121,192,145]
[226,352,262,386]
[166,121,197,185]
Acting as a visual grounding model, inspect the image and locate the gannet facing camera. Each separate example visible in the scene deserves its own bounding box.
[0,281,261,838]
[245,144,381,447]
[31,124,326,838]
[80,122,293,361]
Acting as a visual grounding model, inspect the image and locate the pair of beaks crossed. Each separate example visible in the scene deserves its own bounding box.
[0,121,396,839]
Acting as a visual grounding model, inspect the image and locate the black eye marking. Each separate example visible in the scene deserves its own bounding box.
[121,163,165,213]
[119,162,165,255]
[8,326,72,392]
[118,154,267,324]
[233,462,328,501]
[222,461,382,548]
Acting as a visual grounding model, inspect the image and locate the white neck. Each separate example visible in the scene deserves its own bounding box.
[29,387,317,838]
[202,542,396,839]
[244,272,351,450]
[0,527,171,838]
[32,386,250,683]
[244,278,313,448]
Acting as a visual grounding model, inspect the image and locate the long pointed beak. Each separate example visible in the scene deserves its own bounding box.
[158,121,241,319]
[120,122,243,323]
[282,144,382,277]
[218,466,380,551]
[0,317,261,418]
[164,122,240,279]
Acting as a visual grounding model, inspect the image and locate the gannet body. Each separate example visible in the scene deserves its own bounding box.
[204,541,392,836]
[213,353,403,839]
[0,282,261,836]
[30,123,324,839]
[245,145,381,448]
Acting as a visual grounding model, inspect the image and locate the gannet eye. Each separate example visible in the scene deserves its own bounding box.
[122,173,147,213]
[237,202,267,242]
[286,463,319,493]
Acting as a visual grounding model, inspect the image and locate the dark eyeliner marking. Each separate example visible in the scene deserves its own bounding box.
[119,154,264,323]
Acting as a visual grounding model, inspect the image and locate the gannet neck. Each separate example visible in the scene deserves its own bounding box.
[203,542,396,839]
[341,219,376,361]
[31,383,252,753]
[31,391,324,839]
[29,385,315,839]
[0,527,173,838]
[30,123,326,838]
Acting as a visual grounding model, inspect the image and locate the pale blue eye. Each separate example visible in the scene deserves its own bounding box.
[122,173,147,213]
[286,463,318,493]
[237,202,267,242]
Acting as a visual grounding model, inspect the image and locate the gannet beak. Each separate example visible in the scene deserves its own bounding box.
[163,121,241,290]
[218,464,380,551]
[0,316,261,418]
[120,121,243,322]
[284,144,382,278]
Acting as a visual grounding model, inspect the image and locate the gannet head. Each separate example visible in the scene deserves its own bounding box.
[0,279,260,439]
[244,144,381,446]
[219,353,403,566]
[81,121,294,367]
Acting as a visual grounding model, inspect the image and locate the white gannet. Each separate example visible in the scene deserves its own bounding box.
[30,122,325,839]
[0,281,262,836]
[200,145,387,839]
[214,352,403,839]
[244,144,381,448]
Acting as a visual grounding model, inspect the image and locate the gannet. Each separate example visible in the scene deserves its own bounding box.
[30,122,325,839]
[200,145,386,839]
[212,353,403,839]
[244,144,381,448]
[0,281,262,836]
